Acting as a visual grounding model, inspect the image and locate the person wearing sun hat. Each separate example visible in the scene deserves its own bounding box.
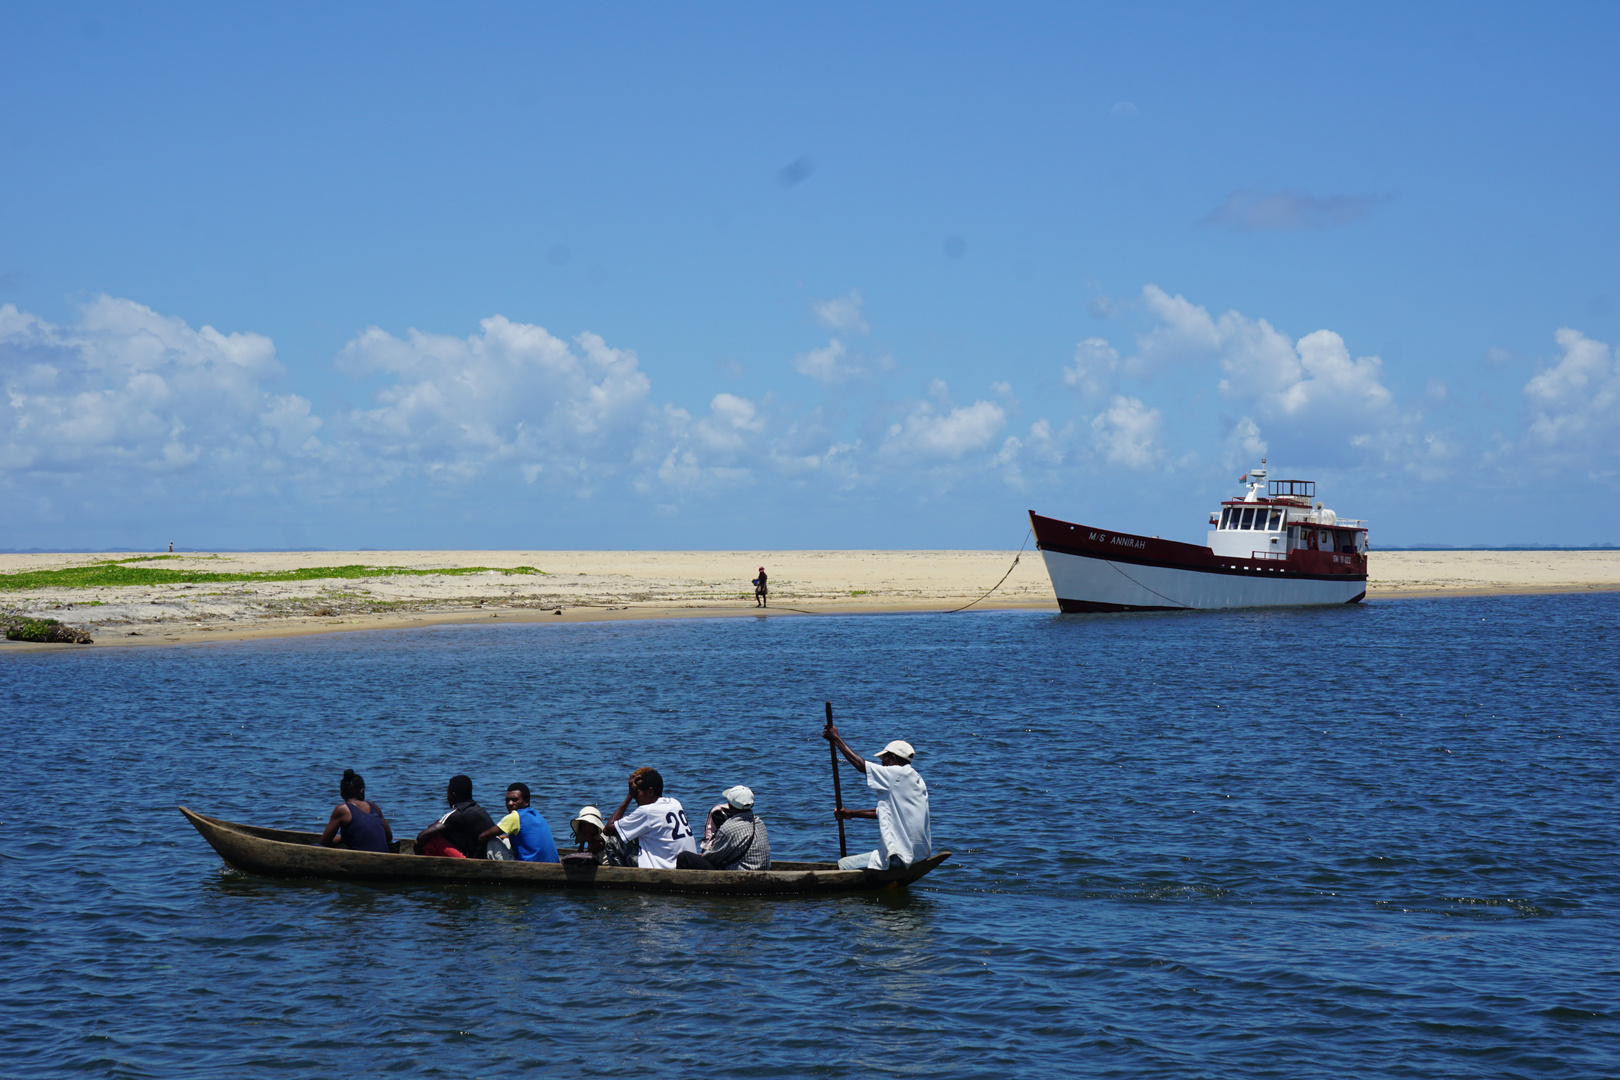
[675,785,771,871]
[823,725,932,871]
[564,805,607,864]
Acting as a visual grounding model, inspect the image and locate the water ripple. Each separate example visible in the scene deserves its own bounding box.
[2,593,1619,1077]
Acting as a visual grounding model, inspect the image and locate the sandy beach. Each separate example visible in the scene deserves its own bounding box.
[2,548,1617,648]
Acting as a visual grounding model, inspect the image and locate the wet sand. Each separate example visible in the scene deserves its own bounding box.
[2,548,1616,648]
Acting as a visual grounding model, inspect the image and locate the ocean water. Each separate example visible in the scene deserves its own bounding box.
[2,595,1617,1079]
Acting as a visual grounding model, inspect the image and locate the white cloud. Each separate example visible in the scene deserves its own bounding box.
[884,397,1006,459]
[1280,329,1395,417]
[1201,188,1394,232]
[335,316,655,486]
[1090,395,1164,469]
[792,338,872,385]
[0,296,300,476]
[1134,286,1400,456]
[1223,416,1268,469]
[811,289,869,334]
[1063,337,1121,400]
[1523,328,1618,453]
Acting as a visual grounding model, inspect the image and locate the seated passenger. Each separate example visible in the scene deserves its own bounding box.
[602,767,698,868]
[317,768,392,852]
[676,786,770,871]
[563,806,606,865]
[478,782,560,862]
[414,774,498,858]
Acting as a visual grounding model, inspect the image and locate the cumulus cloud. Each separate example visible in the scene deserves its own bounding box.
[336,317,655,487]
[1222,416,1268,469]
[883,393,1006,459]
[1063,337,1121,401]
[654,393,773,491]
[1137,285,1397,439]
[792,339,862,384]
[3,295,1053,530]
[1523,328,1618,454]
[1201,187,1393,231]
[811,289,868,334]
[0,296,309,477]
[1090,395,1164,469]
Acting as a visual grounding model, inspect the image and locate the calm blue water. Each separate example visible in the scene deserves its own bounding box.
[2,595,1617,1079]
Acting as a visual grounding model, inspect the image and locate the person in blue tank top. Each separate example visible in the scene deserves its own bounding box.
[317,768,393,853]
[478,783,560,862]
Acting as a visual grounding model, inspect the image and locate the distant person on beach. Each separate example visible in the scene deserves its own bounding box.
[823,724,932,871]
[477,782,560,862]
[168,541,173,552]
[602,767,698,868]
[676,785,770,871]
[753,566,768,607]
[317,768,392,852]
[415,774,498,858]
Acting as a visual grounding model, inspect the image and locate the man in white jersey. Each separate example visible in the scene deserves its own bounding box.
[824,723,932,871]
[602,767,698,869]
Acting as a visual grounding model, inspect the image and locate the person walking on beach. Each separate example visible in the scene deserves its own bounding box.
[753,566,768,607]
[823,723,932,871]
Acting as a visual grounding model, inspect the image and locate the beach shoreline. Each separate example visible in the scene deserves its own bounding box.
[3,549,1618,649]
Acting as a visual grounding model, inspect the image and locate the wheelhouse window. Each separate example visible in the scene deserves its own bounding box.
[1268,509,1282,530]
[1220,507,1234,529]
[1240,507,1256,529]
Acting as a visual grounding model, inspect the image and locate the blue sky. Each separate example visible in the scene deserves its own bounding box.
[3,3,1617,550]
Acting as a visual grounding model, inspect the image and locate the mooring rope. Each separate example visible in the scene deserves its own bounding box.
[944,529,1033,614]
[1105,559,1192,609]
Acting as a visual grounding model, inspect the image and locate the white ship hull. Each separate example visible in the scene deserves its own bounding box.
[1038,545,1365,612]
[1030,510,1367,613]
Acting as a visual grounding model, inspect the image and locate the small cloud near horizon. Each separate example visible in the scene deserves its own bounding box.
[1201,187,1394,232]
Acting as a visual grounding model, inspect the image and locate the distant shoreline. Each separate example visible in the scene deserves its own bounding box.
[2,549,1617,650]
[3,545,1617,555]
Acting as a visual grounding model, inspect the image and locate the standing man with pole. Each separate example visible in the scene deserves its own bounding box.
[823,720,931,872]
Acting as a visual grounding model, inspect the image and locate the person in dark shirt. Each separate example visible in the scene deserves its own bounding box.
[753,566,768,607]
[317,768,392,852]
[415,774,498,858]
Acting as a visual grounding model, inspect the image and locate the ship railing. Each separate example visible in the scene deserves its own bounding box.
[1250,550,1288,561]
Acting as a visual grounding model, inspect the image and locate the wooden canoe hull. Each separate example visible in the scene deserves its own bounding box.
[180,807,950,895]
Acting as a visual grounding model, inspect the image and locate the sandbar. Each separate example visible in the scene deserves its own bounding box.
[1,548,1616,649]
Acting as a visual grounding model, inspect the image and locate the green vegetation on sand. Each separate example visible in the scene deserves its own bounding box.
[2,615,93,644]
[0,557,545,592]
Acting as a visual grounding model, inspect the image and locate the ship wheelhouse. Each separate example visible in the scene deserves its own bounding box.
[1206,464,1368,562]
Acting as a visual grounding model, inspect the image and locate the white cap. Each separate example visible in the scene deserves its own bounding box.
[877,740,915,762]
[722,785,755,809]
[571,806,604,834]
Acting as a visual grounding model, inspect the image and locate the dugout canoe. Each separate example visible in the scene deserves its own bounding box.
[179,807,950,895]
